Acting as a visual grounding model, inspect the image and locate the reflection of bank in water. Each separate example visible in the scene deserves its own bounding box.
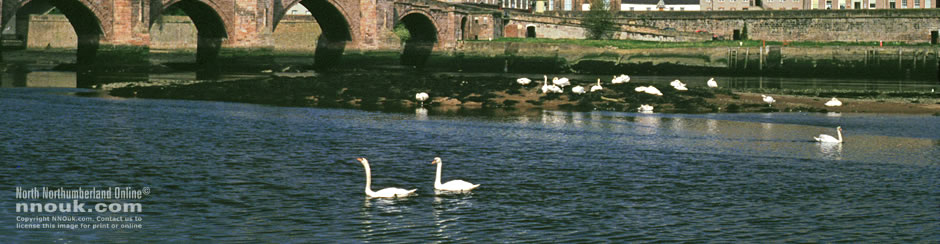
[0,71,75,88]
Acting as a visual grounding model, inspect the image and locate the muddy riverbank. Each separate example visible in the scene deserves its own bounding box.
[104,72,940,115]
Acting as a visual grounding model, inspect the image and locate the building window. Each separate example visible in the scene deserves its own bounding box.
[630,6,635,10]
[564,0,572,10]
[826,0,832,8]
[582,3,591,10]
[549,0,554,10]
[870,2,876,7]
[915,0,920,7]
[902,0,907,7]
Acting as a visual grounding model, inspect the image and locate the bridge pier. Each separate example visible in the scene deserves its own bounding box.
[196,36,223,79]
[314,38,348,70]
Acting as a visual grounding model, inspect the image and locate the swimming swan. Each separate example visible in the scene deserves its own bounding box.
[814,126,844,143]
[356,158,416,198]
[431,157,480,192]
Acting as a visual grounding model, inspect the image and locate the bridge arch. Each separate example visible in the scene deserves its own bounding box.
[155,0,230,78]
[397,11,439,67]
[1,0,105,66]
[275,0,353,69]
[158,0,230,38]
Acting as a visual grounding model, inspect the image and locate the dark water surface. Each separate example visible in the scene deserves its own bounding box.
[1,88,938,242]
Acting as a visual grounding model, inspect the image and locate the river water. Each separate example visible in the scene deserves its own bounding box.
[2,85,938,242]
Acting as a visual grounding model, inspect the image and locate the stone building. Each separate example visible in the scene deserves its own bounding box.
[458,0,533,10]
[761,0,804,9]
[803,0,936,9]
[621,0,702,10]
[700,0,753,10]
[524,0,936,11]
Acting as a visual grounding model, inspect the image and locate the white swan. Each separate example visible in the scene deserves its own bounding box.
[590,79,603,92]
[670,79,688,91]
[814,126,843,143]
[644,86,663,96]
[516,77,532,85]
[638,104,654,113]
[824,97,842,107]
[707,78,718,88]
[761,94,775,106]
[571,85,586,94]
[611,74,630,84]
[540,76,562,93]
[431,157,479,192]
[356,158,417,198]
[553,77,571,88]
[415,92,429,107]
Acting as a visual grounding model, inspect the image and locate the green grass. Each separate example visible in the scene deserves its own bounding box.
[469,38,931,49]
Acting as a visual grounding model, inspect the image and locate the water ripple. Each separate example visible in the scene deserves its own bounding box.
[1,88,938,242]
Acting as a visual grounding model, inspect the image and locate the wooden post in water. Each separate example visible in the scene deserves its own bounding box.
[727,48,732,69]
[898,48,903,71]
[744,48,749,69]
[759,46,764,71]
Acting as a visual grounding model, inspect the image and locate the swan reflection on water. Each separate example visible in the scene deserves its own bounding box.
[415,108,428,120]
[818,142,844,160]
[541,111,567,127]
[634,115,661,135]
[361,198,409,213]
[706,119,719,135]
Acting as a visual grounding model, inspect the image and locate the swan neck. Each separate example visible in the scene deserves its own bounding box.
[361,161,374,195]
[434,161,443,188]
[837,128,843,142]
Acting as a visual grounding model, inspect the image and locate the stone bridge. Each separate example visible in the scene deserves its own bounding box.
[0,0,492,67]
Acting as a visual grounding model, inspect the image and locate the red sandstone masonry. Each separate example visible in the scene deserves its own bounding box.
[7,0,936,52]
